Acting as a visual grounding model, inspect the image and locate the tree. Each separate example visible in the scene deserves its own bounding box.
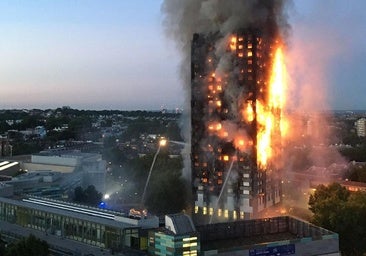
[309,183,366,255]
[0,120,10,133]
[73,185,102,206]
[145,167,188,215]
[85,185,103,206]
[139,153,188,215]
[347,165,366,183]
[340,145,366,162]
[16,115,43,130]
[337,192,366,255]
[308,183,350,230]
[74,186,86,202]
[12,142,43,155]
[4,234,49,256]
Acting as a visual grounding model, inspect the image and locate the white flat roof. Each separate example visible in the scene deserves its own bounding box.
[0,162,18,171]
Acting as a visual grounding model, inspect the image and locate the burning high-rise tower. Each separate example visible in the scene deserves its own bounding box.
[191,28,286,223]
[161,0,290,224]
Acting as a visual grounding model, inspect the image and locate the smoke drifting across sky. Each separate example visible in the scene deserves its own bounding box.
[161,0,346,189]
[161,0,292,136]
[161,0,291,85]
[161,0,292,60]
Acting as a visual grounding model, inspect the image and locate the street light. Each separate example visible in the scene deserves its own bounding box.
[140,138,167,205]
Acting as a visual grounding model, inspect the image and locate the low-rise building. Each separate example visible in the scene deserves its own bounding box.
[0,196,159,254]
[148,214,200,256]
[340,180,366,192]
[23,150,106,194]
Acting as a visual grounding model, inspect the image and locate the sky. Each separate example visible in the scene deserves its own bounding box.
[0,0,365,110]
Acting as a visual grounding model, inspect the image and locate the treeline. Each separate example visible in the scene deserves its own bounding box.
[309,183,366,255]
[0,107,180,121]
[0,107,181,132]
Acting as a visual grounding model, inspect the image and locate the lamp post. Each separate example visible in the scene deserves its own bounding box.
[140,138,167,205]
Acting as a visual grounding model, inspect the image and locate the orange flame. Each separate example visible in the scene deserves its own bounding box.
[269,47,286,109]
[208,122,222,131]
[230,36,237,51]
[234,137,247,152]
[243,101,255,122]
[256,45,287,169]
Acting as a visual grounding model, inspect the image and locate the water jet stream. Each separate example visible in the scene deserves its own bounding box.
[209,157,235,224]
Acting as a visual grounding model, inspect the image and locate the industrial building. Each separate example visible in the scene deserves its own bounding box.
[24,149,106,194]
[191,28,282,224]
[0,196,159,254]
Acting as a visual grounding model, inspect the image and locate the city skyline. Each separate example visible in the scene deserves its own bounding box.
[0,0,365,110]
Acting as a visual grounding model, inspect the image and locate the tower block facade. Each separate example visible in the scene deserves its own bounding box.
[191,29,282,224]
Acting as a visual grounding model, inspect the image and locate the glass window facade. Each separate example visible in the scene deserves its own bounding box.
[148,230,200,256]
[0,200,140,251]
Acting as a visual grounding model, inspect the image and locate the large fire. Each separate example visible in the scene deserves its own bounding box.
[206,37,287,170]
[172,0,293,222]
[257,45,287,169]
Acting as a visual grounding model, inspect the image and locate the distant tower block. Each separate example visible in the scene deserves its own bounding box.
[355,118,366,137]
[190,28,283,224]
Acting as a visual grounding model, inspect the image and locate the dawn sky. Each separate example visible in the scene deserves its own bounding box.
[0,0,365,110]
